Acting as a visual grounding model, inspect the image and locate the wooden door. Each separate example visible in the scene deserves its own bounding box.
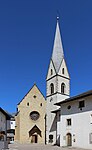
[32,135,37,143]
[67,133,72,146]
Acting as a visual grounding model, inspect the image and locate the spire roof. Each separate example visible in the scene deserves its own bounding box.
[52,18,64,73]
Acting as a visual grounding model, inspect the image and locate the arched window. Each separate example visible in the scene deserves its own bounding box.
[61,83,65,94]
[50,83,54,94]
[62,68,64,74]
[51,69,53,75]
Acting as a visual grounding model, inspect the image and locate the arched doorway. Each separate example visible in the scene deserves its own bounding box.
[66,133,72,146]
[29,125,42,143]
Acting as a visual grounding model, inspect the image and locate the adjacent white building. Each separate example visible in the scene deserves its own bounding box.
[56,90,92,149]
[7,114,15,143]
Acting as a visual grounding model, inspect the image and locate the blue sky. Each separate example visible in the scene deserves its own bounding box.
[0,0,92,113]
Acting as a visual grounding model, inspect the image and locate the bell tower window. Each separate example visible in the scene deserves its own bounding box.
[50,83,54,94]
[62,68,64,74]
[61,83,65,94]
[51,69,53,75]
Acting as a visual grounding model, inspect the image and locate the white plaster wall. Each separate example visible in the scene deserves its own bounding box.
[46,94,58,145]
[58,58,70,78]
[56,112,60,145]
[56,91,69,104]
[47,77,57,96]
[46,60,56,80]
[10,121,15,129]
[60,95,92,149]
[57,76,70,96]
[7,120,15,130]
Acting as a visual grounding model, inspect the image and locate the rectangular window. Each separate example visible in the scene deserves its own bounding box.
[67,119,71,126]
[89,133,92,144]
[79,100,85,109]
[49,134,53,143]
[49,135,53,140]
[90,114,92,124]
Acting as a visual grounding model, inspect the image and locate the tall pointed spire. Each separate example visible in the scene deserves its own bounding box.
[52,17,64,73]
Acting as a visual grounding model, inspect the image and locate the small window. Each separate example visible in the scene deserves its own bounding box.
[67,119,71,126]
[89,133,92,144]
[49,134,53,140]
[51,69,53,75]
[49,134,53,143]
[90,114,92,124]
[79,100,85,109]
[27,102,29,106]
[40,103,42,107]
[67,105,71,110]
[50,97,53,102]
[33,95,36,98]
[50,83,54,94]
[62,68,64,74]
[61,83,65,94]
[17,108,18,112]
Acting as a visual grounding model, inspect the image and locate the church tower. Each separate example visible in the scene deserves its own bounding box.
[46,18,70,145]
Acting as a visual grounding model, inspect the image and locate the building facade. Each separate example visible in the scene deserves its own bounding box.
[55,90,92,149]
[15,84,46,144]
[7,114,15,143]
[46,18,70,145]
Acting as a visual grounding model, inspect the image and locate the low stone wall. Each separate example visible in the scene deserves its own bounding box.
[0,141,8,150]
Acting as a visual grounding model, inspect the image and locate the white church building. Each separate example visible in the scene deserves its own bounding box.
[46,18,92,149]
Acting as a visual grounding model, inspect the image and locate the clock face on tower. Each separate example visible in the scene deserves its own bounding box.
[30,111,40,121]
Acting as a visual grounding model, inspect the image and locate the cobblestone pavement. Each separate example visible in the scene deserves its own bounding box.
[9,143,89,150]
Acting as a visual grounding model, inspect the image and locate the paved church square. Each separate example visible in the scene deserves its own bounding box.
[9,143,90,150]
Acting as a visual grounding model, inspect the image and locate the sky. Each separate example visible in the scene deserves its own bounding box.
[0,0,92,113]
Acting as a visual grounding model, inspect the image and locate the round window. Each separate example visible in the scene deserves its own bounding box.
[67,105,71,110]
[30,111,40,121]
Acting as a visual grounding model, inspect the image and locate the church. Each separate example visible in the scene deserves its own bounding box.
[15,84,46,144]
[15,18,92,149]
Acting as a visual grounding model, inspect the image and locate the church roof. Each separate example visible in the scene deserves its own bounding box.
[52,18,64,73]
[17,83,46,105]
